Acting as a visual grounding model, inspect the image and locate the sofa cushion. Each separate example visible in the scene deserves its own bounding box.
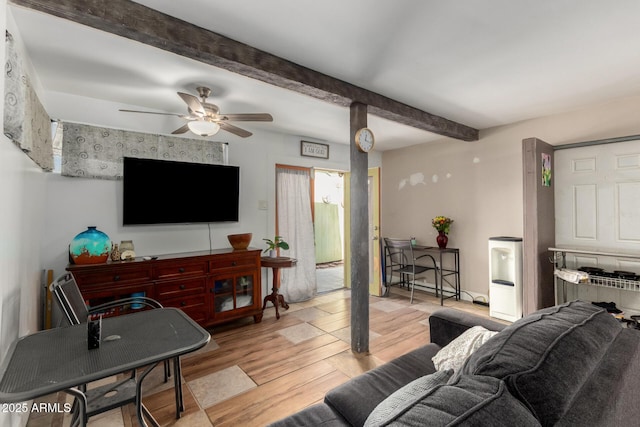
[432,326,498,372]
[460,300,622,425]
[366,374,540,427]
[556,328,640,426]
[363,369,453,427]
[325,343,440,427]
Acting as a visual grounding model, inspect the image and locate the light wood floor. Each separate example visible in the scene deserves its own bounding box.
[27,287,491,427]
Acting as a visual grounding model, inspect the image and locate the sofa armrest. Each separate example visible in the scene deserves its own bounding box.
[429,308,506,347]
[324,344,441,427]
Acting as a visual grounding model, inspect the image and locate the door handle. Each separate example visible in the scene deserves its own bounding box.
[372,236,379,241]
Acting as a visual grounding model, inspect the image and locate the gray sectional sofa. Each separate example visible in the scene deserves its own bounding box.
[269,300,640,426]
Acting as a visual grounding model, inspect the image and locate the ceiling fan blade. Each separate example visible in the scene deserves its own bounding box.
[177,92,205,116]
[220,113,273,122]
[119,109,186,118]
[171,124,190,135]
[219,122,252,138]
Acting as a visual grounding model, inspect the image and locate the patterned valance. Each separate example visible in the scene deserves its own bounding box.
[61,122,226,180]
[4,31,53,171]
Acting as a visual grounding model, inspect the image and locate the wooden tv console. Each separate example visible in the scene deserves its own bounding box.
[67,248,263,327]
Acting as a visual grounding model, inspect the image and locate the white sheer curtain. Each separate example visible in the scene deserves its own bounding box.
[276,167,317,302]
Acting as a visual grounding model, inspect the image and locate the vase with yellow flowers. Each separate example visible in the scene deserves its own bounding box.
[432,216,453,248]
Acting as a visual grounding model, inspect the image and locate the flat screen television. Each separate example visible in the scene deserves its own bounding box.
[123,157,240,225]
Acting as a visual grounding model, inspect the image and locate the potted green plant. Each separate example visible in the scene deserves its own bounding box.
[263,236,289,257]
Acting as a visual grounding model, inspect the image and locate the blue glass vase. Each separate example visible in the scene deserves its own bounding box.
[69,226,111,265]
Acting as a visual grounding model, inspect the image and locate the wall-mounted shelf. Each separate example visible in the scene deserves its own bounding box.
[587,275,640,292]
[550,247,640,260]
[549,247,640,305]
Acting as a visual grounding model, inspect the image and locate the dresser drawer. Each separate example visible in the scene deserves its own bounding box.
[153,260,208,279]
[209,253,258,271]
[160,295,208,324]
[156,277,207,300]
[72,265,153,288]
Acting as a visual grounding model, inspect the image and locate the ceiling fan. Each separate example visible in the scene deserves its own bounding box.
[119,86,273,138]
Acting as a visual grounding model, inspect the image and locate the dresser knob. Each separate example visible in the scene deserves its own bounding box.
[180,284,186,290]
[178,267,185,273]
[113,275,120,281]
[181,301,187,307]
[231,261,237,266]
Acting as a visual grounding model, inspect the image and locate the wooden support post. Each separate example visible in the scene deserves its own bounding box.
[522,137,556,314]
[350,102,369,353]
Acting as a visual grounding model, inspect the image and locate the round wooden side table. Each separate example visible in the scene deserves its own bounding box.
[261,256,297,319]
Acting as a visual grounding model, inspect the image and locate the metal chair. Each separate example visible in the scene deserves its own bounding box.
[50,272,183,425]
[51,273,163,327]
[383,238,438,303]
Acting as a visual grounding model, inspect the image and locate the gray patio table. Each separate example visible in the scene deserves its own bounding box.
[0,307,210,426]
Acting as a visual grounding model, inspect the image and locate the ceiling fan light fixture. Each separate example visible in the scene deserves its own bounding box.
[121,87,270,138]
[187,120,220,136]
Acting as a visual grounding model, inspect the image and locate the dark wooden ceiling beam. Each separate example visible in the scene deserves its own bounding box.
[10,0,479,141]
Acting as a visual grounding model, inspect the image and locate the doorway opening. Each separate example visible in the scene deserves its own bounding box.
[314,169,345,293]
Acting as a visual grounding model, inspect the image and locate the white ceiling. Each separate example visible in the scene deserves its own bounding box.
[8,0,640,150]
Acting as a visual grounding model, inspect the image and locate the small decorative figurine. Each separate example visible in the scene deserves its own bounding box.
[110,243,120,262]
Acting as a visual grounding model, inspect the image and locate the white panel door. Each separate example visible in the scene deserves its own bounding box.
[556,140,640,250]
[555,139,640,313]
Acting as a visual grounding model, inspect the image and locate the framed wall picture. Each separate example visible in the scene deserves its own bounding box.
[300,141,329,159]
[542,152,551,187]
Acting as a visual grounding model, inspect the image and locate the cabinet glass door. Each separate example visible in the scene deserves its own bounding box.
[214,278,234,312]
[236,275,254,308]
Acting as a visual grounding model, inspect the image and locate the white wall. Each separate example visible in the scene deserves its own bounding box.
[0,4,48,427]
[0,144,44,427]
[381,93,640,302]
[381,129,523,302]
